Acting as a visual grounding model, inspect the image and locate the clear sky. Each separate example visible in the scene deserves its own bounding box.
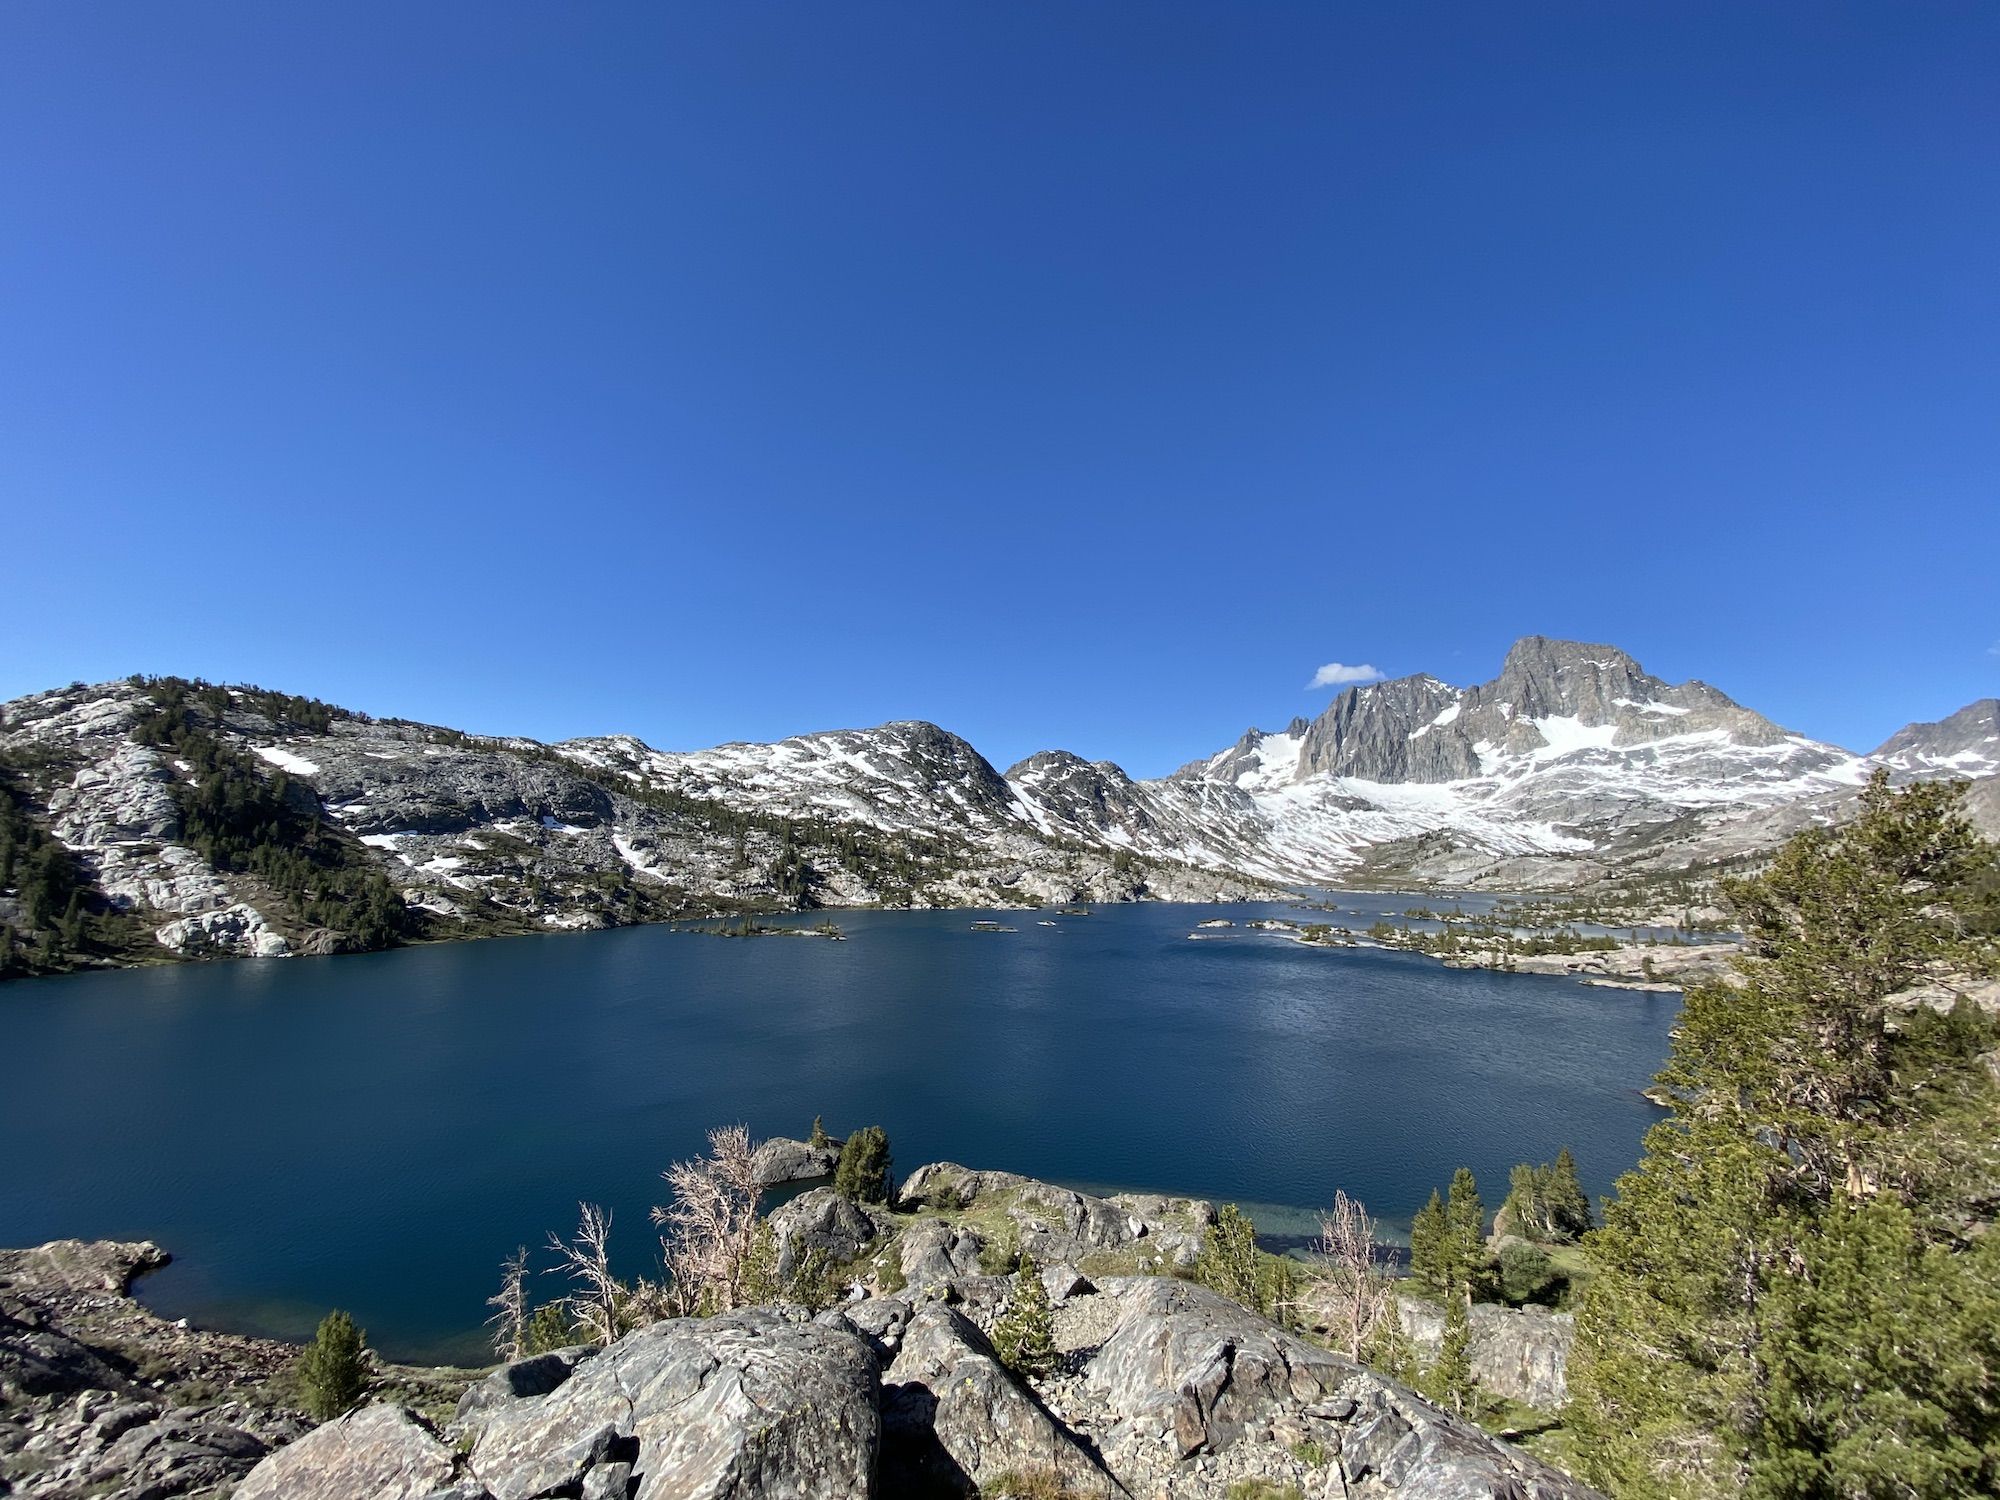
[3,3,1995,776]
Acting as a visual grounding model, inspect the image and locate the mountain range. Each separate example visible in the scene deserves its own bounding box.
[2,637,1994,965]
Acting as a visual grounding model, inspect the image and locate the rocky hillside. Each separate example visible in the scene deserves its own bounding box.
[1008,638,1999,889]
[1,1159,1601,1500]
[0,678,1270,973]
[1138,636,1880,888]
[3,642,1994,974]
[1873,697,2000,779]
[556,637,1994,895]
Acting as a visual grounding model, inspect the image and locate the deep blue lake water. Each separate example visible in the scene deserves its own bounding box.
[0,898,1678,1363]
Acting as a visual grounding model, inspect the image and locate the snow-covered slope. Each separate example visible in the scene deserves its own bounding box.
[6,641,1994,974]
[1873,699,2000,780]
[986,637,1877,887]
[566,636,1986,891]
[562,722,1036,839]
[0,682,1275,969]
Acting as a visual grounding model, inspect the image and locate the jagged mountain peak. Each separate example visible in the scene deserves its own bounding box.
[1287,637,1799,786]
[1489,636,1655,718]
[1499,633,1641,676]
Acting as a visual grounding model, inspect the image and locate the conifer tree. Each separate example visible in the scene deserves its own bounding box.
[993,1253,1058,1378]
[297,1310,368,1420]
[739,1220,781,1305]
[1499,1149,1593,1245]
[1567,774,2000,1500]
[522,1302,577,1355]
[1502,1162,1547,1240]
[1426,1294,1475,1417]
[1443,1168,1486,1296]
[833,1125,892,1205]
[1361,1300,1421,1388]
[1265,1254,1302,1334]
[1407,1190,1448,1294]
[786,1245,840,1314]
[1547,1147,1592,1240]
[1196,1204,1268,1315]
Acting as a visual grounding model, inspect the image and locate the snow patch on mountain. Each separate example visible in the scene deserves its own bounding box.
[251,745,321,777]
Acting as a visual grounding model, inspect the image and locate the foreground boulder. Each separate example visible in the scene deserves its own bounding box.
[460,1309,879,1499]
[767,1186,892,1279]
[896,1218,990,1290]
[235,1403,454,1500]
[1073,1277,1597,1499]
[881,1303,1115,1495]
[6,1187,1607,1500]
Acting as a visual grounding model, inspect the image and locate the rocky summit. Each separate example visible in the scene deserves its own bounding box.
[2,639,1994,970]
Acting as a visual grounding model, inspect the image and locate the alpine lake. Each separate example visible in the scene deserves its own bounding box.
[0,894,1680,1363]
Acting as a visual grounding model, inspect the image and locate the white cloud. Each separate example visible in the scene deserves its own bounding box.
[1988,640,2000,658]
[1308,661,1385,689]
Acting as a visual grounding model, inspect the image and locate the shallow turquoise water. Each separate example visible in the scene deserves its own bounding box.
[0,898,1676,1362]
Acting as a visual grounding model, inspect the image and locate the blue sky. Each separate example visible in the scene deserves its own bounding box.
[3,3,1995,776]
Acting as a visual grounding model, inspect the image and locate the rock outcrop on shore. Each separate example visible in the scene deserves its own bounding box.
[0,1241,466,1500]
[749,1134,843,1188]
[1,1233,1600,1499]
[3,1165,1603,1499]
[235,1275,1596,1500]
[896,1162,1215,1274]
[0,1240,309,1500]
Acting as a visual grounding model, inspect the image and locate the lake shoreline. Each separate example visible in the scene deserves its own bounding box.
[1217,914,1735,992]
[2,900,1680,1363]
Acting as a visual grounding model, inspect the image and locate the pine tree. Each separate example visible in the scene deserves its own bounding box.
[297,1310,368,1420]
[808,1115,830,1150]
[1265,1254,1302,1334]
[1499,1149,1593,1245]
[1407,1190,1448,1294]
[832,1125,892,1204]
[1426,1294,1475,1417]
[1753,1200,2000,1499]
[1195,1204,1268,1315]
[786,1246,840,1314]
[1547,1147,1592,1240]
[1566,774,2000,1500]
[1360,1300,1421,1387]
[523,1302,577,1355]
[1496,1239,1558,1306]
[1502,1162,1548,1240]
[739,1220,781,1305]
[1443,1168,1486,1296]
[993,1253,1058,1378]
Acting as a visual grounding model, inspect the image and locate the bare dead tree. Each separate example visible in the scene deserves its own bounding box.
[546,1203,625,1347]
[653,1124,763,1316]
[486,1245,530,1361]
[1311,1189,1399,1361]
